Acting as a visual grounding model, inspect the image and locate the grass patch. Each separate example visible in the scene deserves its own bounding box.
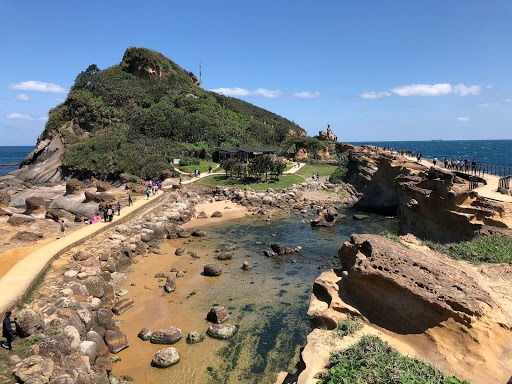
[381,230,402,243]
[318,335,469,384]
[296,164,337,179]
[424,235,512,263]
[336,320,362,338]
[179,161,218,174]
[188,251,200,259]
[195,174,304,190]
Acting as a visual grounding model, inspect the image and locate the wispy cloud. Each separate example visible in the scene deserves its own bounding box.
[16,94,29,101]
[361,83,482,99]
[7,113,48,121]
[9,80,67,93]
[292,91,320,99]
[211,87,282,98]
[456,116,471,122]
[505,98,512,103]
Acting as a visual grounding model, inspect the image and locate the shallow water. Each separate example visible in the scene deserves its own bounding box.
[114,209,398,383]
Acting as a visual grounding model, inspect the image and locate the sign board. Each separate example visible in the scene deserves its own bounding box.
[172,159,180,165]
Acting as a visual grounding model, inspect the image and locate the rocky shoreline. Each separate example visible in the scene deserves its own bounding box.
[0,174,355,384]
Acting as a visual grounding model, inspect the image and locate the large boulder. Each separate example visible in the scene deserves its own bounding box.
[311,206,346,227]
[203,264,222,277]
[0,191,11,207]
[7,214,35,227]
[65,179,84,195]
[206,306,230,324]
[152,347,180,368]
[111,298,135,316]
[104,329,129,353]
[95,181,111,192]
[150,327,182,344]
[206,324,237,340]
[83,276,106,298]
[15,308,45,337]
[24,196,46,218]
[13,355,54,384]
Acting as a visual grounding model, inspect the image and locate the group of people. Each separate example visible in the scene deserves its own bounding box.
[145,179,162,199]
[442,158,478,173]
[102,202,120,222]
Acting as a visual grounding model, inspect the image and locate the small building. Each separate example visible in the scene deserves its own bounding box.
[213,147,277,163]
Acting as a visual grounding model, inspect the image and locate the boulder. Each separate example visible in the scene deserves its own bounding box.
[150,327,182,344]
[79,340,97,364]
[271,243,286,255]
[242,261,252,271]
[15,308,45,337]
[104,329,129,353]
[84,191,115,204]
[164,274,176,293]
[206,324,237,340]
[95,181,111,192]
[192,229,207,237]
[0,191,11,207]
[111,298,135,315]
[311,206,346,227]
[186,331,205,344]
[86,330,110,358]
[7,214,35,226]
[24,196,46,217]
[11,231,44,242]
[83,276,106,298]
[211,211,223,218]
[13,355,54,384]
[137,328,152,341]
[203,264,222,277]
[65,179,84,195]
[353,214,369,220]
[152,347,180,368]
[175,247,186,256]
[206,306,230,324]
[216,253,233,261]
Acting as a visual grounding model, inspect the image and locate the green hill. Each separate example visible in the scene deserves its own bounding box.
[41,47,307,179]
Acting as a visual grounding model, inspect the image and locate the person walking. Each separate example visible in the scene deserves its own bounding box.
[60,220,66,237]
[146,187,151,200]
[2,311,17,350]
[117,202,121,216]
[128,194,133,206]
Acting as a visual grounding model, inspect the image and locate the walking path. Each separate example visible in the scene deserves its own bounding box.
[0,191,167,314]
[405,156,512,202]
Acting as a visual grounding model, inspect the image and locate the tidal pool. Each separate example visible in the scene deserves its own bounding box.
[114,210,397,383]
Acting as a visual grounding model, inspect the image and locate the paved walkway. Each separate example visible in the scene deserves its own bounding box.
[0,191,167,314]
[404,155,512,203]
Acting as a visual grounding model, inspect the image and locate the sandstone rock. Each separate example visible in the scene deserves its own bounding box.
[204,264,222,277]
[150,327,182,344]
[13,231,43,243]
[175,247,186,256]
[353,214,369,220]
[137,328,152,341]
[192,229,207,237]
[242,261,252,270]
[24,196,46,217]
[338,234,495,333]
[96,309,115,330]
[176,270,186,278]
[86,331,110,358]
[65,179,84,195]
[0,191,11,207]
[64,325,81,349]
[311,206,346,227]
[186,331,205,344]
[112,298,135,315]
[152,347,180,368]
[7,214,35,226]
[206,324,237,340]
[164,274,176,293]
[13,355,54,384]
[83,276,106,298]
[216,253,233,261]
[95,181,111,192]
[39,334,76,360]
[207,306,230,324]
[16,308,45,337]
[197,211,208,219]
[271,243,286,255]
[84,191,115,203]
[211,211,223,218]
[104,329,129,353]
[79,340,97,364]
[177,231,191,238]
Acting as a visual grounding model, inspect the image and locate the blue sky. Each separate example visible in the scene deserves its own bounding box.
[1,1,511,145]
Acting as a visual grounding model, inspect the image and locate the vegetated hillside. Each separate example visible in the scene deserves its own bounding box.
[40,47,307,179]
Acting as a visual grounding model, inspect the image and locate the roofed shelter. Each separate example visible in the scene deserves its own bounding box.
[213,147,277,162]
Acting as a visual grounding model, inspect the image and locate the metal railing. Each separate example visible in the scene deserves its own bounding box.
[438,163,512,178]
[499,175,511,190]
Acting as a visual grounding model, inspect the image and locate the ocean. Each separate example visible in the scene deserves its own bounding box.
[1,140,512,178]
[350,139,512,168]
[0,146,33,177]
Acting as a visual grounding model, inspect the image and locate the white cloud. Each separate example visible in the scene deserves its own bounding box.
[210,87,284,98]
[479,103,490,107]
[7,113,48,121]
[292,91,320,99]
[456,116,471,122]
[453,84,481,96]
[9,80,67,93]
[360,91,391,99]
[505,98,512,103]
[361,83,482,99]
[485,84,493,89]
[253,88,282,98]
[392,83,452,97]
[16,94,29,101]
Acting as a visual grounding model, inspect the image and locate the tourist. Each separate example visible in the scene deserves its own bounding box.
[146,187,151,200]
[471,159,477,174]
[107,205,113,222]
[128,194,133,206]
[2,311,17,350]
[208,165,212,173]
[117,201,121,216]
[103,207,108,223]
[433,157,438,166]
[60,220,66,237]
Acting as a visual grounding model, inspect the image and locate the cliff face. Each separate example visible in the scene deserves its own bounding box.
[345,146,510,242]
[294,234,512,384]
